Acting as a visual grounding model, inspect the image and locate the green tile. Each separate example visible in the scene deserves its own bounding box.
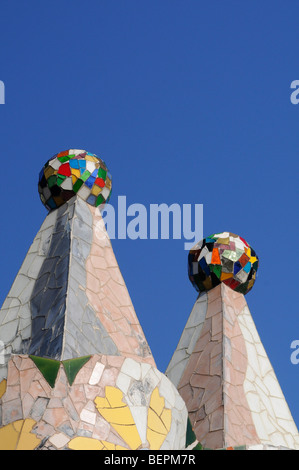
[62,356,92,386]
[96,194,105,207]
[252,260,258,271]
[29,356,60,388]
[210,264,222,279]
[47,175,57,188]
[57,175,66,186]
[58,156,71,163]
[185,418,197,448]
[98,168,107,180]
[80,170,91,182]
[73,179,84,193]
[193,442,203,450]
[234,281,249,294]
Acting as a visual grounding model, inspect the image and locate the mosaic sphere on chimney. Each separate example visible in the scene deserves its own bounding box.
[38,149,112,211]
[188,231,259,295]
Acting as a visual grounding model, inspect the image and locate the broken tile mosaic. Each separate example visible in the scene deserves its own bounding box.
[188,232,259,295]
[38,149,112,211]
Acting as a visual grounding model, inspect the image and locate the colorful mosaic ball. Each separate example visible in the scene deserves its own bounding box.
[188,232,259,295]
[38,149,112,211]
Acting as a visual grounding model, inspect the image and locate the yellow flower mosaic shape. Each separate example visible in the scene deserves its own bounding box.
[147,387,172,449]
[0,419,40,450]
[93,385,172,450]
[94,386,142,450]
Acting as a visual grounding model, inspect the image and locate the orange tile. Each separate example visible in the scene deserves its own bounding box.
[220,272,233,281]
[211,248,221,265]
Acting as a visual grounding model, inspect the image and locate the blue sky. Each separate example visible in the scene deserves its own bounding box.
[0,1,298,429]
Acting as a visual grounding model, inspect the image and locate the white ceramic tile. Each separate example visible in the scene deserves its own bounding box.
[89,362,105,385]
[121,358,141,381]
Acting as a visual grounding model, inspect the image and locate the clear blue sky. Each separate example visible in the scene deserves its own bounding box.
[0,1,298,429]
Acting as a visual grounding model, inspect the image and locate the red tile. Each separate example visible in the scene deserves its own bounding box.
[57,163,71,177]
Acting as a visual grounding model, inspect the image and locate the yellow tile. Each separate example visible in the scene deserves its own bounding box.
[0,423,19,450]
[112,423,141,450]
[12,420,23,433]
[94,387,142,450]
[217,237,229,245]
[85,155,99,162]
[149,387,164,416]
[105,386,126,408]
[146,387,172,450]
[102,440,127,450]
[91,184,103,196]
[98,405,135,425]
[71,168,80,179]
[0,379,7,399]
[147,428,166,450]
[220,272,233,281]
[249,256,257,264]
[148,408,167,434]
[106,177,112,190]
[44,166,56,179]
[68,437,104,450]
[94,396,110,409]
[16,419,41,450]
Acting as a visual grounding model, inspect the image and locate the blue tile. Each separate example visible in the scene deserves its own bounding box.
[85,176,96,189]
[69,159,80,169]
[234,261,242,275]
[243,262,252,273]
[87,194,96,205]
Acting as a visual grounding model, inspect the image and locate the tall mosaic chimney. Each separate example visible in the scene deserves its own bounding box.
[166,232,299,450]
[0,149,187,450]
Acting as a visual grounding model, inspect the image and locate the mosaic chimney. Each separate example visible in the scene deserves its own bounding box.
[166,232,299,450]
[0,149,187,450]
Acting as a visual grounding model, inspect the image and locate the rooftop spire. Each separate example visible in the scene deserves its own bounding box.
[167,232,299,450]
[0,150,188,450]
[0,149,153,367]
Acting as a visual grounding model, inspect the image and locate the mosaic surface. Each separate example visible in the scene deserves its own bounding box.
[0,197,154,379]
[0,355,187,450]
[1,153,298,450]
[166,284,299,450]
[0,193,188,450]
[188,232,259,295]
[38,149,112,211]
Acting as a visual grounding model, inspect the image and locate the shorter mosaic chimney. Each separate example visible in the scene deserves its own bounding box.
[0,150,187,450]
[166,232,299,450]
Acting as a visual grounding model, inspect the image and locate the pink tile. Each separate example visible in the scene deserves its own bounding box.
[1,384,19,403]
[21,393,35,418]
[7,359,20,386]
[20,368,38,398]
[106,356,125,368]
